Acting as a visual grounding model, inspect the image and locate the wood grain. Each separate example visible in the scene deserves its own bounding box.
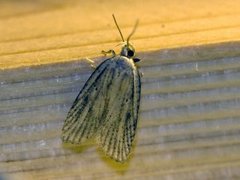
[1,42,240,179]
[1,0,240,179]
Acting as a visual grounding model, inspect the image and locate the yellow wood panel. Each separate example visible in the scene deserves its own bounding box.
[1,0,240,69]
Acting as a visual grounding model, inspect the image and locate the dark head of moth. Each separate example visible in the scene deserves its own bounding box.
[120,44,140,63]
[62,14,141,163]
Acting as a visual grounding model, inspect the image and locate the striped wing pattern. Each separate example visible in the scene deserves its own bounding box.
[62,56,141,162]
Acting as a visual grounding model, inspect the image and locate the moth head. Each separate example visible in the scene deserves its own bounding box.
[113,14,140,63]
[120,43,135,58]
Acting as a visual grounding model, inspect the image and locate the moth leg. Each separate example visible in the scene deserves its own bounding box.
[85,57,96,69]
[101,49,116,56]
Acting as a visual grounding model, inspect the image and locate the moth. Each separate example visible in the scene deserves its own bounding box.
[62,15,141,162]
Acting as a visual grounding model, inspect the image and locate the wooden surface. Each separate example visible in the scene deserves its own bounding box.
[1,0,240,179]
[1,0,240,69]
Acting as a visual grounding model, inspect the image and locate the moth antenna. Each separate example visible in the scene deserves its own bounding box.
[127,19,139,44]
[112,14,125,42]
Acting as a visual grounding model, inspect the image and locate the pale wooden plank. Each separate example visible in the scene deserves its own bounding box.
[1,42,240,179]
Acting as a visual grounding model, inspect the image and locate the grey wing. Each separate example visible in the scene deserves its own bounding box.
[62,58,116,144]
[96,57,141,162]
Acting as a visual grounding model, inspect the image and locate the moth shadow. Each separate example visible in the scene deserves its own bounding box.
[62,140,95,154]
[62,139,138,173]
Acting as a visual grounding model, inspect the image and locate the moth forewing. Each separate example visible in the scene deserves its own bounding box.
[95,56,141,162]
[62,59,113,143]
